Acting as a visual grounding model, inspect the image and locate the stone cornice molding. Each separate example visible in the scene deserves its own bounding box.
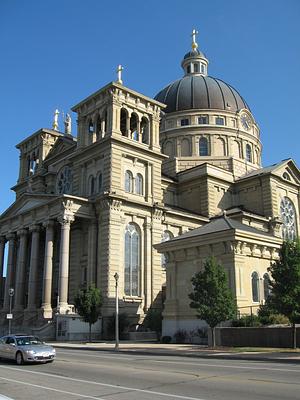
[99,198,122,212]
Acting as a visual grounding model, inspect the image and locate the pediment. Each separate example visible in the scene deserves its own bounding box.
[45,137,76,161]
[271,159,300,185]
[0,195,54,220]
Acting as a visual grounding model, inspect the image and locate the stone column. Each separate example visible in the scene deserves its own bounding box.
[0,236,6,305]
[13,229,28,311]
[41,220,55,319]
[57,215,74,313]
[3,233,16,310]
[143,221,152,311]
[87,219,98,285]
[26,225,40,312]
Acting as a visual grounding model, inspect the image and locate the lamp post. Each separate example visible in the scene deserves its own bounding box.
[8,288,14,335]
[114,272,119,351]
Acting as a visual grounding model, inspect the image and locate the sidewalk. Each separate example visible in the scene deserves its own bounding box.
[49,341,300,364]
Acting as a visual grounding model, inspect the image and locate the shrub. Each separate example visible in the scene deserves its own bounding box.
[231,315,261,327]
[174,329,188,343]
[143,308,162,340]
[161,336,172,344]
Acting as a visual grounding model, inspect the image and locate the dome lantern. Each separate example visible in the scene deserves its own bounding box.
[181,29,209,76]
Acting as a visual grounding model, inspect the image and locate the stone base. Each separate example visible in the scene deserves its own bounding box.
[40,306,53,320]
[56,303,75,315]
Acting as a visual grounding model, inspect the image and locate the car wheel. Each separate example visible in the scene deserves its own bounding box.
[16,352,24,365]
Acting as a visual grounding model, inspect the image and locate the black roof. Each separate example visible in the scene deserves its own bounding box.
[155,75,249,114]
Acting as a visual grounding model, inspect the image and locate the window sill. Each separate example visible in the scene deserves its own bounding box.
[123,296,143,303]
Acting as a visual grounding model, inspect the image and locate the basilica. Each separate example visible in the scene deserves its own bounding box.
[0,31,299,338]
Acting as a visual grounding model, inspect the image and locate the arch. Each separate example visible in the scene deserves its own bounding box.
[57,166,73,194]
[130,113,139,141]
[232,140,241,158]
[96,115,102,140]
[199,137,209,156]
[124,223,140,296]
[103,110,108,134]
[164,141,174,157]
[246,144,252,162]
[161,230,173,269]
[125,170,133,193]
[141,117,149,144]
[215,137,226,156]
[251,271,260,302]
[263,273,270,300]
[98,172,103,193]
[280,197,297,240]
[135,173,143,195]
[88,175,95,196]
[181,138,190,156]
[120,108,128,136]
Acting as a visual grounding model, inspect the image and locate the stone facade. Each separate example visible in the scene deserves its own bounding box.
[0,36,299,338]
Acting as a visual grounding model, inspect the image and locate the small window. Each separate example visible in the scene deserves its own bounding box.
[181,119,189,126]
[283,172,291,181]
[135,174,143,195]
[125,170,133,193]
[193,63,199,73]
[89,176,95,195]
[246,144,252,162]
[98,173,103,192]
[199,137,209,156]
[198,116,208,124]
[187,65,191,74]
[200,64,206,74]
[215,117,224,126]
[251,272,260,302]
[88,121,94,133]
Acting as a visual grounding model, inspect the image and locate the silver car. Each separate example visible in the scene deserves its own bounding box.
[0,335,56,365]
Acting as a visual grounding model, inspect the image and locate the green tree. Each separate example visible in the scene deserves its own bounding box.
[143,308,163,341]
[74,285,102,342]
[264,239,300,348]
[189,257,237,347]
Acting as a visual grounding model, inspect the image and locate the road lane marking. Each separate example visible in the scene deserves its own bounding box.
[56,351,300,373]
[0,365,206,400]
[0,376,106,399]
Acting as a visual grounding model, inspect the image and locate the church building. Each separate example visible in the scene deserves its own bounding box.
[0,31,299,338]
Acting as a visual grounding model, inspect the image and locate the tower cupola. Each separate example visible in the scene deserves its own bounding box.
[181,29,209,76]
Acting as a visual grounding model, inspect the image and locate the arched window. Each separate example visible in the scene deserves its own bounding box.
[120,108,128,136]
[161,230,173,269]
[246,144,252,162]
[141,117,149,144]
[103,110,108,134]
[96,116,102,140]
[89,175,95,195]
[280,197,297,240]
[130,113,139,141]
[135,173,143,195]
[125,170,133,193]
[124,224,140,296]
[199,137,209,156]
[263,273,270,300]
[181,138,190,156]
[251,272,260,302]
[98,173,103,193]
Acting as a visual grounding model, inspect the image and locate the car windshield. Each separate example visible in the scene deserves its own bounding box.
[16,336,43,346]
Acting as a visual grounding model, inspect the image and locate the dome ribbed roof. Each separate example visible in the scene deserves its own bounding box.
[154,75,249,113]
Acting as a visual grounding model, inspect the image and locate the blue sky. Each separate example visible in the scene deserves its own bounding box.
[0,0,299,213]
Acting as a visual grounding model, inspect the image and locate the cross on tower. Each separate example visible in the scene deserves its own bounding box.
[116,64,124,85]
[191,29,198,50]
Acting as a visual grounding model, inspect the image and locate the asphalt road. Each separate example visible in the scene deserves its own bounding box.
[0,348,299,400]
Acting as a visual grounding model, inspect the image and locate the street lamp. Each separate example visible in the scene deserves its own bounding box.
[8,288,14,335]
[114,272,119,351]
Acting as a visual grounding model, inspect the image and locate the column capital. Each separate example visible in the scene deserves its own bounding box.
[17,228,28,237]
[6,232,16,241]
[29,224,40,233]
[57,214,75,227]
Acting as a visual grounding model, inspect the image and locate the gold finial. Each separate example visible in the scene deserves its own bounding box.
[191,28,198,51]
[116,64,123,84]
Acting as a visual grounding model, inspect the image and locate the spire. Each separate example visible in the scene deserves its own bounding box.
[116,64,123,85]
[191,28,198,51]
[52,109,59,131]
